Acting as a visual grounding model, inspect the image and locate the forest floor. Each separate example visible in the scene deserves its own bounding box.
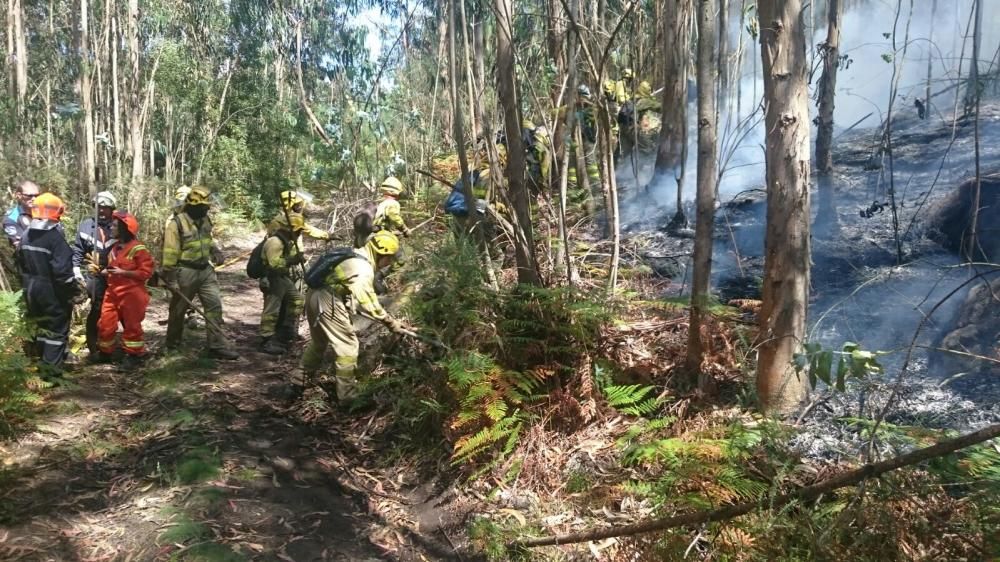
[0,235,472,561]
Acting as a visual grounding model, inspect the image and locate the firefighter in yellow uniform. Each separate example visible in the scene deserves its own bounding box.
[298,231,406,402]
[268,190,331,241]
[372,177,411,237]
[259,214,306,355]
[160,186,239,360]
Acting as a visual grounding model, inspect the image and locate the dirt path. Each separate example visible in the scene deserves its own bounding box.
[0,245,466,561]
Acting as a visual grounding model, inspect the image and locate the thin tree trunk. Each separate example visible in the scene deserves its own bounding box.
[814,0,841,174]
[924,0,936,116]
[448,0,475,232]
[12,0,28,121]
[963,0,982,116]
[458,0,478,140]
[111,9,122,183]
[756,0,811,415]
[964,0,982,263]
[497,0,541,286]
[294,21,334,146]
[654,0,693,226]
[45,79,53,165]
[687,0,719,392]
[127,0,143,179]
[718,0,729,91]
[79,0,98,194]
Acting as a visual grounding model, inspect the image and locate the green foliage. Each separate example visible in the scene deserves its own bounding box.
[468,517,531,562]
[446,352,543,469]
[0,290,42,436]
[602,383,662,416]
[498,284,611,369]
[172,447,222,485]
[795,341,884,391]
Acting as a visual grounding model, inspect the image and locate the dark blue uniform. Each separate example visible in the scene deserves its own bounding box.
[19,219,78,373]
[3,205,31,249]
[72,217,116,354]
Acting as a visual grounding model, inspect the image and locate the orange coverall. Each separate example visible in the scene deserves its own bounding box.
[97,239,155,356]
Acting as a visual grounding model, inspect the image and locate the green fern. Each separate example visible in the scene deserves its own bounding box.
[603,384,662,417]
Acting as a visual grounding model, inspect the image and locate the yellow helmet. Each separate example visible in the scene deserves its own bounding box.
[367,230,400,256]
[380,176,404,196]
[622,68,634,80]
[186,185,211,206]
[603,79,616,95]
[280,190,306,211]
[521,118,536,130]
[174,185,191,202]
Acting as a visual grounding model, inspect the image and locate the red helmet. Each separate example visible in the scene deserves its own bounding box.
[112,210,140,237]
[31,193,65,221]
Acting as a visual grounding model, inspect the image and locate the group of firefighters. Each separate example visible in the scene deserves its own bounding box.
[3,67,652,401]
[3,176,413,403]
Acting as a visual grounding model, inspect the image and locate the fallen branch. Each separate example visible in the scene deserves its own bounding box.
[512,422,1000,548]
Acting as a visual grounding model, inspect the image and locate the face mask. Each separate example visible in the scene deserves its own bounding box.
[186,205,209,220]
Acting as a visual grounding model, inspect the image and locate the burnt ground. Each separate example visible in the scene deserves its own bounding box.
[0,238,475,561]
[607,97,1000,458]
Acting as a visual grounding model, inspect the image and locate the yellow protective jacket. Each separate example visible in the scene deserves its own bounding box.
[162,212,215,270]
[373,197,406,233]
[266,212,330,241]
[323,248,386,320]
[262,231,302,275]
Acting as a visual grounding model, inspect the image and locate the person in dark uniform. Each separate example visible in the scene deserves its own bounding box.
[19,193,80,378]
[72,191,117,359]
[3,179,40,249]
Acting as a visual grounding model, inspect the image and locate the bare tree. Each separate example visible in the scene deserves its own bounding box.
[78,0,98,194]
[127,0,143,179]
[814,0,841,175]
[755,0,811,415]
[496,0,541,285]
[447,0,475,231]
[653,0,693,228]
[686,0,719,392]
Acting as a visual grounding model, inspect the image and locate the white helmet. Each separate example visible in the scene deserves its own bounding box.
[94,191,117,208]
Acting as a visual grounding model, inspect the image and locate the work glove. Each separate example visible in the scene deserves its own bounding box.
[286,253,306,267]
[73,266,85,283]
[259,277,270,293]
[384,317,406,334]
[210,247,225,265]
[402,227,412,238]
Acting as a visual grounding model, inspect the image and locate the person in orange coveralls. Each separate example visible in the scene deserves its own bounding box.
[95,211,155,371]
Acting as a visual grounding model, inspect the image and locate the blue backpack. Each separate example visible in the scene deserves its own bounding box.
[444,189,468,216]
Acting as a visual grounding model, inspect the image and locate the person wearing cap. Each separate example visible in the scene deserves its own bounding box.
[160,186,239,360]
[3,179,40,249]
[95,211,155,372]
[297,230,408,403]
[19,193,81,378]
[258,213,307,355]
[73,191,118,358]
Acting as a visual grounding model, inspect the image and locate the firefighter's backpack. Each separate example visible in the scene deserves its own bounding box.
[246,230,291,279]
[303,247,357,289]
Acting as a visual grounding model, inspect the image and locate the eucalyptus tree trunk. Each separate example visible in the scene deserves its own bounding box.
[447,0,475,230]
[496,0,541,286]
[686,0,719,392]
[756,0,811,415]
[11,0,28,123]
[814,0,841,175]
[963,0,982,116]
[78,0,98,194]
[923,0,936,116]
[111,9,123,183]
[654,0,693,227]
[127,0,143,179]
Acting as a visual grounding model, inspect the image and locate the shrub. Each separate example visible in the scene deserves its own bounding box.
[0,290,42,435]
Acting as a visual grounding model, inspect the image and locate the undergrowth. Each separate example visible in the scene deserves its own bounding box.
[0,290,42,436]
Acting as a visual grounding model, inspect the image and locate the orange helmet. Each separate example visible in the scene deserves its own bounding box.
[112,210,140,237]
[31,193,65,221]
